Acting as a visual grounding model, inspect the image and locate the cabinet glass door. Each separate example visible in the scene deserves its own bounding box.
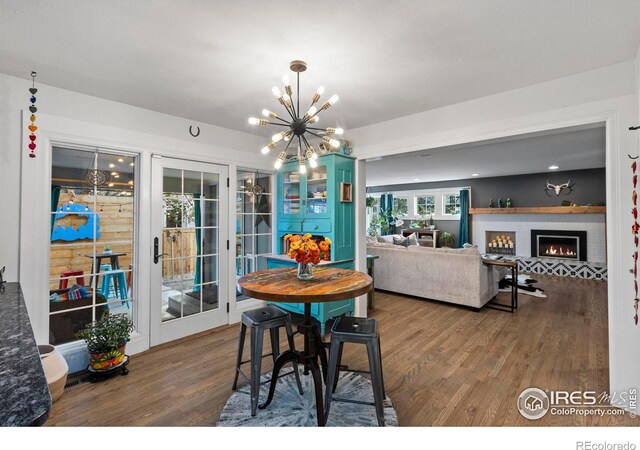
[282,169,301,215]
[305,165,328,215]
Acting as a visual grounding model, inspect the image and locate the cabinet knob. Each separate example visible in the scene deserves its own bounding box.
[314,226,319,230]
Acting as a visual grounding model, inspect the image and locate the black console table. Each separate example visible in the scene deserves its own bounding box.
[0,283,52,426]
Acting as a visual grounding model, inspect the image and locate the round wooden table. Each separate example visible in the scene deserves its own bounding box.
[238,267,372,426]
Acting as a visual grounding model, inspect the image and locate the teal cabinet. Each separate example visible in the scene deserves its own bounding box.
[277,153,355,262]
[266,257,355,334]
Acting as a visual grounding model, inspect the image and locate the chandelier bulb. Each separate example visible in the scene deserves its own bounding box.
[322,135,341,148]
[283,94,292,107]
[309,157,318,169]
[311,86,325,105]
[261,141,278,154]
[272,86,281,97]
[325,127,344,135]
[298,157,307,174]
[303,106,318,120]
[282,75,292,96]
[262,109,277,119]
[274,151,287,170]
[309,115,319,124]
[271,131,287,143]
[249,117,269,126]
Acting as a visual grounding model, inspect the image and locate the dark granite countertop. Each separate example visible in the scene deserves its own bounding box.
[0,283,51,426]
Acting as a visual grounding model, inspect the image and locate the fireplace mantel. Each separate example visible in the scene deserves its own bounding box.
[469,206,606,215]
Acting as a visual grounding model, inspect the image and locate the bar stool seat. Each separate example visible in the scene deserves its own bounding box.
[231,305,303,416]
[100,269,129,308]
[325,316,386,426]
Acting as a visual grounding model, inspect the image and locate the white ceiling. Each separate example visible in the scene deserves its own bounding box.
[0,1,639,138]
[366,124,606,187]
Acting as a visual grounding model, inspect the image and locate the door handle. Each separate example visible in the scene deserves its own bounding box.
[153,237,168,264]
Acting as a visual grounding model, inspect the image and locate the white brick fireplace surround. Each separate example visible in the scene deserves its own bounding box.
[472,213,606,264]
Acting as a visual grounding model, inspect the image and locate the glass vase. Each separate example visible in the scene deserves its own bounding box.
[297,262,314,280]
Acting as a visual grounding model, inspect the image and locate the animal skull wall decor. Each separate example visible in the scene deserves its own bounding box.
[545,180,572,196]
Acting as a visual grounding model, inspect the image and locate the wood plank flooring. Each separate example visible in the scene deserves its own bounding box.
[46,275,638,426]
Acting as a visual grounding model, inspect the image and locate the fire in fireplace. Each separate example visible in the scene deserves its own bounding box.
[531,230,587,261]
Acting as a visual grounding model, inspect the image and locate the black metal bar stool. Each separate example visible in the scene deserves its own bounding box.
[324,316,386,426]
[231,305,303,416]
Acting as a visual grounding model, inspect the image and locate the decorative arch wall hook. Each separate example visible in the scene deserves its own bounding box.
[189,125,200,137]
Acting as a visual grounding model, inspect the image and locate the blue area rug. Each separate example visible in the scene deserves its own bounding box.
[217,369,398,427]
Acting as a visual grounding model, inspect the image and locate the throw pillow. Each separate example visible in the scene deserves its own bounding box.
[377,234,403,244]
[392,236,410,248]
[365,235,378,245]
[406,232,419,246]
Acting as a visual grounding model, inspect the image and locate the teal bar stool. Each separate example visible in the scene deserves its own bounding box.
[100,265,129,309]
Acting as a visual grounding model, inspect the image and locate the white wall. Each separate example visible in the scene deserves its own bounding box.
[0,72,268,282]
[350,60,640,411]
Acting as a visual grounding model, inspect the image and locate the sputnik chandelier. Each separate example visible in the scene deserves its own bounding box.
[248,60,344,172]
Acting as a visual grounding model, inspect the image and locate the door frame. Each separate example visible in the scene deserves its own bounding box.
[149,155,230,346]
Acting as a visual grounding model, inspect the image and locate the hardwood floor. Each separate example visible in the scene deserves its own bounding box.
[46,275,638,426]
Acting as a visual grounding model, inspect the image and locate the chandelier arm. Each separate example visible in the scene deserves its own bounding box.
[281,104,296,121]
[301,135,311,148]
[289,93,297,119]
[272,116,290,124]
[282,137,294,155]
[267,122,291,127]
[306,131,324,140]
[298,136,304,157]
[306,126,328,132]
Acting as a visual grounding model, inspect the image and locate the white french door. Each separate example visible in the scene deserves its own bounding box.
[150,156,229,345]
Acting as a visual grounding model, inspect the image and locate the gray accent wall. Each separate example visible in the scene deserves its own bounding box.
[369,168,605,246]
[368,168,605,208]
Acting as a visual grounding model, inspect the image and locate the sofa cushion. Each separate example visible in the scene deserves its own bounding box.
[365,235,378,245]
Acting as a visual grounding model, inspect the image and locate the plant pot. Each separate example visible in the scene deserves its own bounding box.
[89,344,127,371]
[297,262,314,280]
[38,344,68,402]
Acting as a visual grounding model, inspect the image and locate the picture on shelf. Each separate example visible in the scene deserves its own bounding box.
[340,182,352,202]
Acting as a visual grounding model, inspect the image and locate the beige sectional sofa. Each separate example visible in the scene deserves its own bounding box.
[366,237,506,309]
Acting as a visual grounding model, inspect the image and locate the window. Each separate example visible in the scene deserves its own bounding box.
[366,196,381,235]
[49,147,136,345]
[443,194,461,215]
[235,169,273,301]
[393,197,408,216]
[416,195,435,215]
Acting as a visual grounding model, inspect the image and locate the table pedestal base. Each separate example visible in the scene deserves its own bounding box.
[259,304,328,426]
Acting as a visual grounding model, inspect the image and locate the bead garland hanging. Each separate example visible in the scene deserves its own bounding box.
[27,71,38,158]
[630,124,640,325]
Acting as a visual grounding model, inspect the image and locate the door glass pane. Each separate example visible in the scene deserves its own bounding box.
[306,166,327,214]
[49,147,137,345]
[236,168,274,301]
[282,169,300,214]
[161,166,221,321]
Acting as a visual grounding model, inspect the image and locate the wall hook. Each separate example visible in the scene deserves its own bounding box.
[189,126,200,137]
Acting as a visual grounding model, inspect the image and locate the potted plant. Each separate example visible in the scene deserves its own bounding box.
[439,232,455,248]
[103,246,112,254]
[76,313,133,371]
[366,196,376,208]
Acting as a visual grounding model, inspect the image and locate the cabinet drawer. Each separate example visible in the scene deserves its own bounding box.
[302,221,331,233]
[278,221,303,232]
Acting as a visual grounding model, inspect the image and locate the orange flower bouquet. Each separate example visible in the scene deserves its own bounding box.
[283,234,331,279]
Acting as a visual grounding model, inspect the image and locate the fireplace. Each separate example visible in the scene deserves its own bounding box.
[531,230,587,261]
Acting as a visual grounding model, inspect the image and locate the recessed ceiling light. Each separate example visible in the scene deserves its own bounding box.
[111,172,117,176]
[549,165,559,170]
[130,162,135,167]
[114,175,120,179]
[471,173,479,177]
[117,158,124,163]
[109,163,115,168]
[414,178,420,181]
